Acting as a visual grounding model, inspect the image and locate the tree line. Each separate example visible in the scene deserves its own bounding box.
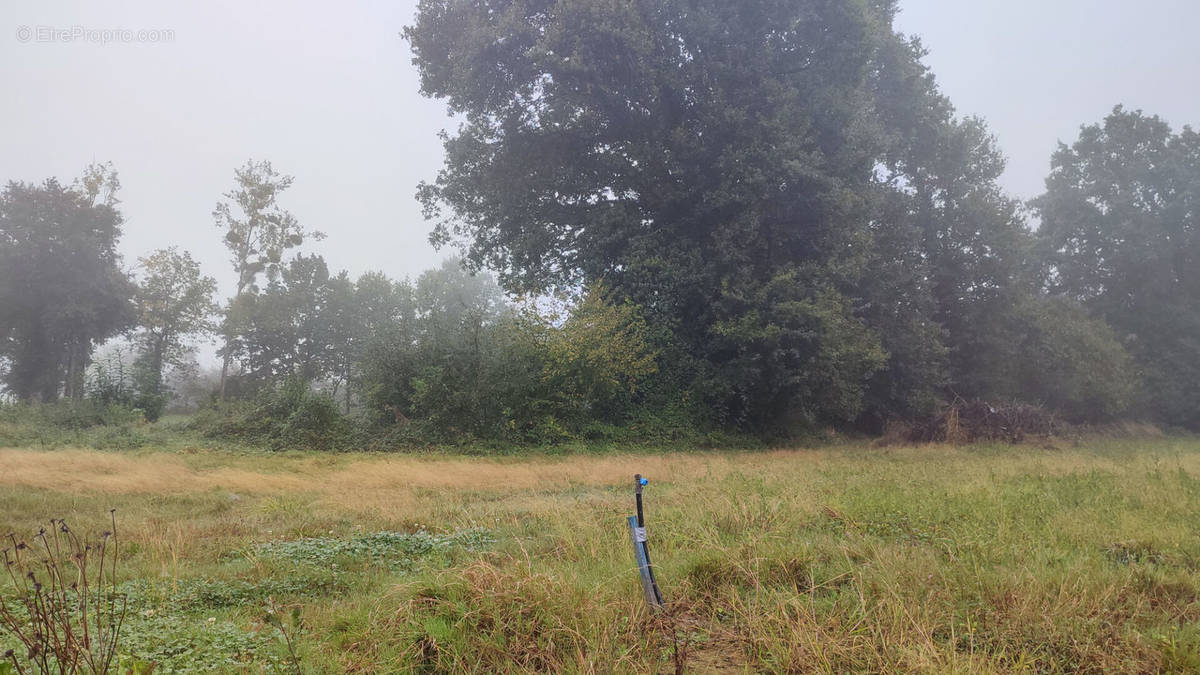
[404,0,1198,434]
[0,160,662,443]
[1,0,1197,441]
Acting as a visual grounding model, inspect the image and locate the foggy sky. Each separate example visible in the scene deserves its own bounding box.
[2,0,1198,298]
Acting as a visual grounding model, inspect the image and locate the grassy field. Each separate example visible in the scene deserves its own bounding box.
[3,437,1200,673]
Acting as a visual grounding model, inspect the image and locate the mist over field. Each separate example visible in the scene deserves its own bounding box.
[2,0,1197,297]
[2,1,1200,672]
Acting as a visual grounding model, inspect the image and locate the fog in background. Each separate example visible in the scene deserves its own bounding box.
[2,0,1198,298]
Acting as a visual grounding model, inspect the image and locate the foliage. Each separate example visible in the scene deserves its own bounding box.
[1035,106,1200,428]
[212,160,319,298]
[0,399,142,433]
[0,166,135,401]
[707,268,888,429]
[251,529,493,570]
[84,347,137,408]
[224,255,342,388]
[408,0,891,425]
[192,378,351,451]
[3,19,1194,442]
[1005,296,1138,423]
[404,0,1072,430]
[338,271,418,414]
[162,366,221,415]
[223,257,423,421]
[359,263,671,444]
[0,422,170,453]
[132,248,218,421]
[260,598,303,675]
[372,261,529,441]
[80,346,179,424]
[114,612,272,674]
[539,285,659,422]
[213,160,321,398]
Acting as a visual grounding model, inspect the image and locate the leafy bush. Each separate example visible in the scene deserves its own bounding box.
[361,282,676,446]
[190,378,351,451]
[539,285,659,424]
[1008,296,1139,423]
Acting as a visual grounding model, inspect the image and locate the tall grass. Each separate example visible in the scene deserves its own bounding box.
[1,436,1199,671]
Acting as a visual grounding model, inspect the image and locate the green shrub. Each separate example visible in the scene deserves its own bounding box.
[190,378,351,451]
[1010,296,1139,423]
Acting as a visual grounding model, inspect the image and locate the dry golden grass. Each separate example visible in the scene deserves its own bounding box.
[0,446,726,494]
[4,441,1187,499]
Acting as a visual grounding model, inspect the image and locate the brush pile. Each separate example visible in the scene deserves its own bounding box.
[909,398,1059,444]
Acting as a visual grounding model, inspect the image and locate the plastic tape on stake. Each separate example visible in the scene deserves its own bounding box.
[634,527,647,543]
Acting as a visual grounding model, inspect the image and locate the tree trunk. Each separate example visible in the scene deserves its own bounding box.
[152,341,166,394]
[62,339,88,400]
[219,349,231,399]
[219,280,247,400]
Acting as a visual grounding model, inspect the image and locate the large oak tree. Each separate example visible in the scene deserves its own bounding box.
[405,0,1040,428]
[1036,107,1200,428]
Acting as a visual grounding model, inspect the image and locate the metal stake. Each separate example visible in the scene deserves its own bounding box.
[628,473,664,608]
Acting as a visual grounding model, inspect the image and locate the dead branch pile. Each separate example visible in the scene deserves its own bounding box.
[909,398,1059,444]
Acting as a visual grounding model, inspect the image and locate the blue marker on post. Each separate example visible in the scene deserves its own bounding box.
[629,473,664,607]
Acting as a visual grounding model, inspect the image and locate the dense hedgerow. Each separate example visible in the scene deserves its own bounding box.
[187,378,353,451]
